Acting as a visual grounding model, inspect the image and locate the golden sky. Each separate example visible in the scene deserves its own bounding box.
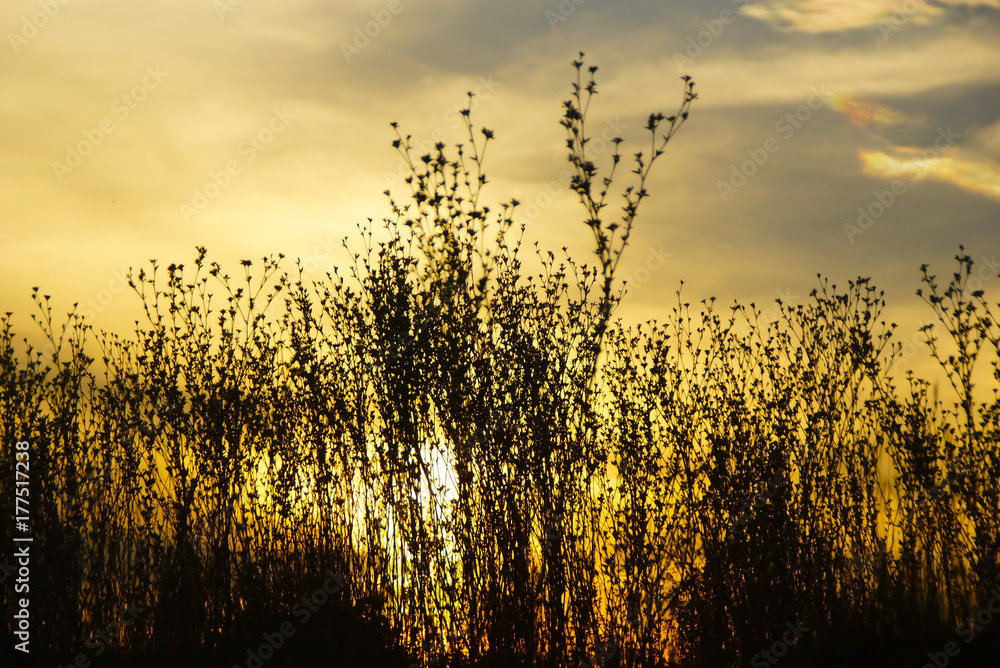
[2,0,999,386]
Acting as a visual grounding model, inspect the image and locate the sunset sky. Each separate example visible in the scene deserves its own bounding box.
[2,0,999,383]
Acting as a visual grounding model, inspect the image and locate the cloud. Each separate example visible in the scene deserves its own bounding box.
[828,87,1000,204]
[975,120,1000,157]
[830,94,914,127]
[740,0,941,33]
[645,32,1000,112]
[1,0,998,374]
[859,147,1000,202]
[740,0,999,33]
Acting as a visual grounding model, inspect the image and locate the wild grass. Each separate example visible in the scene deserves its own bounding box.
[1,55,998,667]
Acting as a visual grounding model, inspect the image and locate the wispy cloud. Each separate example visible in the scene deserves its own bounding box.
[830,94,913,127]
[740,0,998,33]
[741,0,941,33]
[859,147,1000,202]
[828,88,1000,203]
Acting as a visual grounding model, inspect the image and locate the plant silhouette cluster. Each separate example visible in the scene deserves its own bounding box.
[1,56,999,668]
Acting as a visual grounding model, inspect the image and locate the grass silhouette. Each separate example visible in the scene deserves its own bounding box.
[1,54,999,668]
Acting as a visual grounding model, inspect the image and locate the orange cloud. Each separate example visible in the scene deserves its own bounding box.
[830,94,912,127]
[859,148,1000,202]
[740,0,939,33]
[740,0,1000,33]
